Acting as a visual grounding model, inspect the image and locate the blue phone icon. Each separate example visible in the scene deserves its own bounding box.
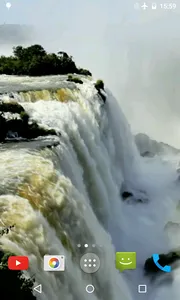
[152,254,171,272]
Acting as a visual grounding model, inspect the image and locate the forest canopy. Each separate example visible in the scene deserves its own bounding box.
[0,44,92,77]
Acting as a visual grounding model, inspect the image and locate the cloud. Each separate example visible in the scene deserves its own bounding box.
[0,24,34,55]
[0,24,33,45]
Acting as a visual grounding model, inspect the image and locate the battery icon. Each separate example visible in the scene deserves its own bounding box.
[152,3,157,9]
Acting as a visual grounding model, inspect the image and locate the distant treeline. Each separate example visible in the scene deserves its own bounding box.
[0,44,92,76]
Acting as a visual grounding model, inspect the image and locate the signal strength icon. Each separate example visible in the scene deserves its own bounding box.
[152,3,157,9]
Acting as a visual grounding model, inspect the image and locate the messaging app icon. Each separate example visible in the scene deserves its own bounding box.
[116,252,136,272]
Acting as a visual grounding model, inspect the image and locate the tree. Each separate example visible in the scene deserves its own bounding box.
[58,51,69,58]
[0,44,92,77]
[25,44,46,58]
[13,46,24,59]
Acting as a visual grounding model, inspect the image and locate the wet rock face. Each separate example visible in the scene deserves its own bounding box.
[0,114,7,141]
[120,182,148,203]
[0,101,57,142]
[0,101,25,114]
[141,151,154,157]
[144,252,180,274]
[122,191,133,199]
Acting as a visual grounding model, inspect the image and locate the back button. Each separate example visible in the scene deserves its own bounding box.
[33,284,42,294]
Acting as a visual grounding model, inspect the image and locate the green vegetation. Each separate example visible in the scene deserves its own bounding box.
[67,74,83,84]
[0,101,57,142]
[0,250,36,299]
[0,45,92,77]
[94,79,106,103]
[77,68,92,76]
[94,79,104,91]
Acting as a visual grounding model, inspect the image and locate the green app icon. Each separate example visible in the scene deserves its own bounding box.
[116,252,136,272]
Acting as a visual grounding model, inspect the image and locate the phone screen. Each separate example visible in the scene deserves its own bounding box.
[0,1,180,300]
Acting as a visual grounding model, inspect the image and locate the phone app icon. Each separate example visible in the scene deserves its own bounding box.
[152,254,171,272]
[44,255,65,271]
[116,252,136,272]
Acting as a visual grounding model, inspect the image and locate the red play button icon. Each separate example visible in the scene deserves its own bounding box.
[8,256,29,270]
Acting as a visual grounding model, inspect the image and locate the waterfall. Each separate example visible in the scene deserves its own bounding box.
[0,75,180,300]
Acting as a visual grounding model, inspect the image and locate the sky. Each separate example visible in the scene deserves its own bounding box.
[1,0,180,147]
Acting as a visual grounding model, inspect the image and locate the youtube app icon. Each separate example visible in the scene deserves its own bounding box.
[8,256,29,270]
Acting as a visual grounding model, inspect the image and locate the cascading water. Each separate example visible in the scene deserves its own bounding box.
[0,75,180,300]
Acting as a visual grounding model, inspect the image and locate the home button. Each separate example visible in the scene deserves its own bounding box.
[86,284,95,294]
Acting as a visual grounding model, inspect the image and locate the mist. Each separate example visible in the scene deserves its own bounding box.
[1,0,180,147]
